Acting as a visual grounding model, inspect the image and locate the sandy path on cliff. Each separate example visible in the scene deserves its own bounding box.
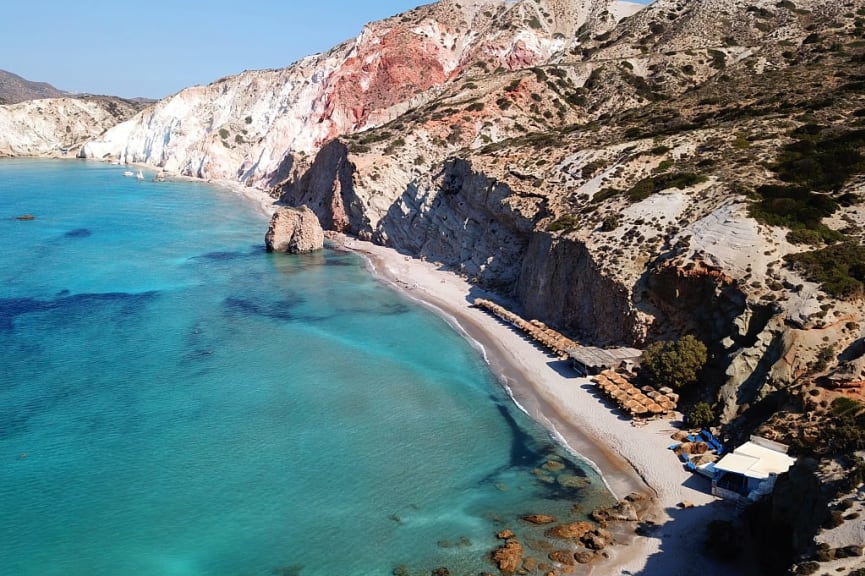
[334,235,735,576]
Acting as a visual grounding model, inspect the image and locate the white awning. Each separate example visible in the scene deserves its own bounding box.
[714,441,796,480]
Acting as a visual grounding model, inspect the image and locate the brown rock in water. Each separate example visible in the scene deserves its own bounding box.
[431,568,450,576]
[545,521,593,540]
[265,205,324,254]
[548,550,577,565]
[16,214,35,220]
[581,530,608,551]
[492,538,523,573]
[497,529,515,540]
[574,550,596,564]
[522,514,556,525]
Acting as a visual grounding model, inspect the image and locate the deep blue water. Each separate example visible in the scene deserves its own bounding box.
[0,159,614,576]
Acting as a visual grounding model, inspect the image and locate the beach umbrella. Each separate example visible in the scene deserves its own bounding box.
[626,386,641,396]
[646,402,665,415]
[641,385,655,393]
[659,386,674,395]
[630,403,648,415]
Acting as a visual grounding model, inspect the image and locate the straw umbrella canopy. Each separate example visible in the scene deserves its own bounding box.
[629,403,648,415]
[658,398,677,411]
[645,402,666,415]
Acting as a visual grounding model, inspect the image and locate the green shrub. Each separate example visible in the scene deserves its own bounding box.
[218,128,230,140]
[784,243,865,298]
[600,214,621,231]
[640,335,708,389]
[687,402,715,428]
[548,214,580,233]
[626,172,707,202]
[465,102,485,112]
[592,187,622,203]
[748,183,843,244]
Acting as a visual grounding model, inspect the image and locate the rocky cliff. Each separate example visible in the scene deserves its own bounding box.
[10,0,865,430]
[276,0,865,426]
[0,96,146,157]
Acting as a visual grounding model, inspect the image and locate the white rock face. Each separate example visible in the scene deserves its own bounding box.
[0,98,139,157]
[77,0,641,190]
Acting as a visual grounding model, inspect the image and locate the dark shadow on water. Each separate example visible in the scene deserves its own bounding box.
[493,399,548,469]
[63,228,91,238]
[222,294,304,322]
[0,291,158,331]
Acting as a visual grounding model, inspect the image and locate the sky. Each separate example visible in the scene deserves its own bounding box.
[0,0,650,100]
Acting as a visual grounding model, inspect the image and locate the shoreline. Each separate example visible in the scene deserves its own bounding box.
[334,234,731,575]
[97,160,732,573]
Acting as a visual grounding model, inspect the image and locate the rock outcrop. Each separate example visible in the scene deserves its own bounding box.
[265,206,325,254]
[0,96,144,157]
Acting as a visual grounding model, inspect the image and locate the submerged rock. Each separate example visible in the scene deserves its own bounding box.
[545,521,593,540]
[521,514,556,525]
[265,205,324,254]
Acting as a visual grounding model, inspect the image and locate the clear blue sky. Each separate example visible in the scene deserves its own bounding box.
[0,0,651,99]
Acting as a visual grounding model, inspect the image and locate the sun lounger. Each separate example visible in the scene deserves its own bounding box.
[678,452,690,463]
[700,429,714,442]
[668,443,680,450]
[685,461,697,472]
[686,434,699,443]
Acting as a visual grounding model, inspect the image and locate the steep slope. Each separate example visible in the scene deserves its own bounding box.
[0,69,67,104]
[0,96,147,157]
[78,0,637,188]
[278,0,865,424]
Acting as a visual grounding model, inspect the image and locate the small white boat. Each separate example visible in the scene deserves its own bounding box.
[136,169,144,180]
[123,170,134,177]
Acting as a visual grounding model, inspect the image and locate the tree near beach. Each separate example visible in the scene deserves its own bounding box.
[640,335,708,390]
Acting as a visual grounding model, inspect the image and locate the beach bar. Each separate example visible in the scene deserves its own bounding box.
[568,347,642,376]
[710,436,796,502]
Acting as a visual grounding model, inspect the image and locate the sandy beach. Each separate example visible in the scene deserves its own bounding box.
[223,186,734,574]
[333,234,736,576]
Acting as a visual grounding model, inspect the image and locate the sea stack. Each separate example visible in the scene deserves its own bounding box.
[264,205,324,254]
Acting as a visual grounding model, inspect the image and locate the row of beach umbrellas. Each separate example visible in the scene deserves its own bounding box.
[473,298,578,358]
[592,369,678,417]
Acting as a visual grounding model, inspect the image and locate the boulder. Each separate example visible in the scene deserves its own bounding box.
[548,550,576,566]
[492,539,523,573]
[574,550,596,564]
[265,205,324,254]
[545,521,593,540]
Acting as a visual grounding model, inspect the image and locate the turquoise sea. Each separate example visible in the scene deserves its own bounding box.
[0,160,615,576]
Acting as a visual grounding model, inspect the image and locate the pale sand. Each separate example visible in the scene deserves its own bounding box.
[337,235,735,576]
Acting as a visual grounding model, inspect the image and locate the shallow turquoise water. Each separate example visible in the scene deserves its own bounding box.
[0,159,614,576]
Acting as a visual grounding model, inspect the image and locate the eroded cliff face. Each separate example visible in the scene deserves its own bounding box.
[271,0,865,424]
[78,0,637,189]
[0,97,143,157]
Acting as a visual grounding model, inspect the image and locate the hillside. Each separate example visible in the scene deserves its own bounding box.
[0,95,149,157]
[0,69,67,104]
[6,0,865,571]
